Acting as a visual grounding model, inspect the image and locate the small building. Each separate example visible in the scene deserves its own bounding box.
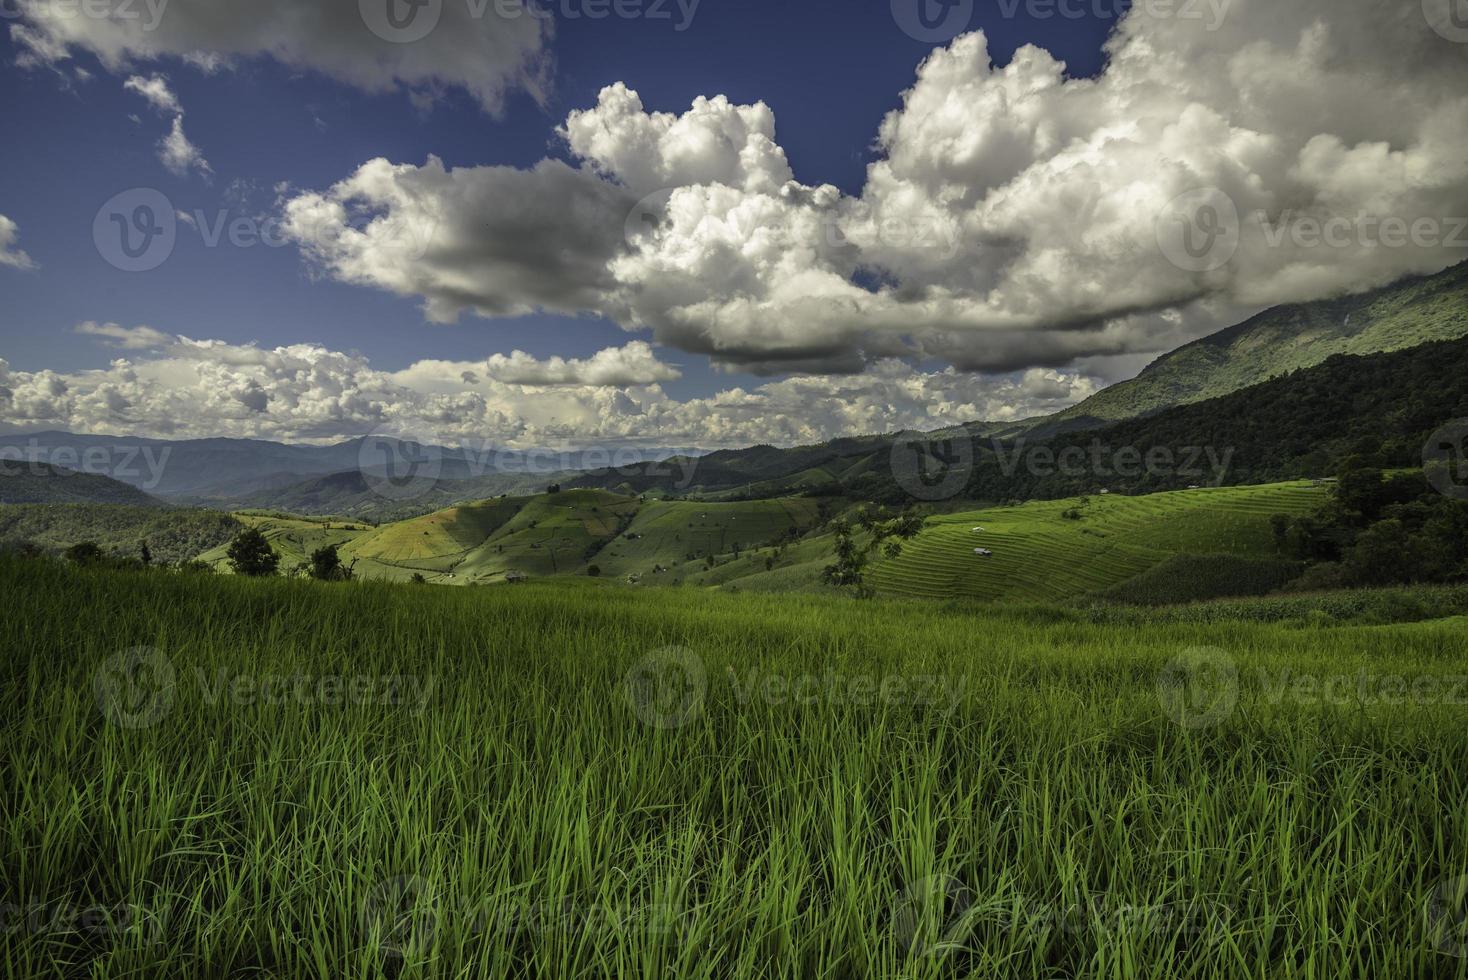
[974,548,993,557]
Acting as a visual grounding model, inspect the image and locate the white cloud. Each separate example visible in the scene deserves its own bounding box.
[12,0,551,114]
[0,331,1096,448]
[394,342,682,389]
[74,322,175,350]
[158,113,210,176]
[280,0,1468,375]
[123,73,210,176]
[122,72,180,113]
[0,215,37,271]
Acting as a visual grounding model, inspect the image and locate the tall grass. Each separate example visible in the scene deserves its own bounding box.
[2,555,1466,978]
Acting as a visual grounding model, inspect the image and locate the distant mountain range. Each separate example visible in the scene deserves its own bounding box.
[0,430,700,513]
[3,261,1465,514]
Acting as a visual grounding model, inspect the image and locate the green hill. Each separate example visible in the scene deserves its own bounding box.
[0,503,240,564]
[1037,260,1468,433]
[588,497,826,583]
[188,479,1337,601]
[864,483,1326,602]
[0,463,160,506]
[194,513,372,574]
[565,264,1468,498]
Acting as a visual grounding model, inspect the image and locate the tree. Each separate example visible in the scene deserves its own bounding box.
[1270,514,1290,551]
[410,573,428,584]
[227,529,280,577]
[1342,519,1411,586]
[822,510,925,597]
[587,565,602,577]
[306,542,343,580]
[64,542,106,566]
[1336,467,1387,522]
[547,484,562,495]
[308,544,353,581]
[139,540,152,566]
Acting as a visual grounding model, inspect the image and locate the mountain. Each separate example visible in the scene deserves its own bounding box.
[7,265,1463,510]
[0,463,161,506]
[229,469,552,523]
[1033,260,1468,435]
[0,431,703,503]
[567,262,1468,497]
[0,432,361,499]
[952,333,1468,502]
[571,331,1468,504]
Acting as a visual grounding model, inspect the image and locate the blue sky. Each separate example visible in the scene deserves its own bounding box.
[0,0,1117,385]
[0,0,1463,447]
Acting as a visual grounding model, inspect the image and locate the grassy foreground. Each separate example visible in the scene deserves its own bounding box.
[4,557,1468,978]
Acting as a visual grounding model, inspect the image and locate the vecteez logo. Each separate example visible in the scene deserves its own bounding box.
[93,646,176,729]
[891,0,974,43]
[890,428,974,502]
[623,646,706,729]
[1424,0,1468,43]
[1155,187,1240,274]
[1157,647,1239,730]
[93,188,176,273]
[361,875,438,959]
[358,426,445,502]
[1424,419,1468,501]
[1429,875,1468,958]
[360,0,444,42]
[0,0,171,31]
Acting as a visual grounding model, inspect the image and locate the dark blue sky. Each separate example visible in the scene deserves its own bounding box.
[0,0,1120,399]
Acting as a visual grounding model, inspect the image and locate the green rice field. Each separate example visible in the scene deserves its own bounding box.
[3,554,1467,977]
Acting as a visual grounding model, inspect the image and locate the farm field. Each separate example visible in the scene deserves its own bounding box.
[868,482,1327,601]
[5,556,1468,978]
[195,513,369,574]
[186,481,1330,602]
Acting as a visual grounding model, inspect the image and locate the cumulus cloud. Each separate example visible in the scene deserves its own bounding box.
[124,73,210,176]
[0,215,37,271]
[12,0,551,114]
[395,342,681,388]
[0,331,1097,448]
[281,0,1468,375]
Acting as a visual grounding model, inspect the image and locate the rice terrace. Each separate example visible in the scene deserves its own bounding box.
[5,0,1468,977]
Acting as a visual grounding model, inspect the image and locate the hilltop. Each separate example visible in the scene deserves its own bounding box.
[1034,260,1468,434]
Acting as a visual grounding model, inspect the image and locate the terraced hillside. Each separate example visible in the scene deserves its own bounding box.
[867,482,1327,601]
[195,514,371,573]
[445,489,640,582]
[339,498,528,579]
[191,481,1331,600]
[592,498,825,582]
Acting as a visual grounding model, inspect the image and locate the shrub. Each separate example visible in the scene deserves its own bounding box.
[63,542,106,566]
